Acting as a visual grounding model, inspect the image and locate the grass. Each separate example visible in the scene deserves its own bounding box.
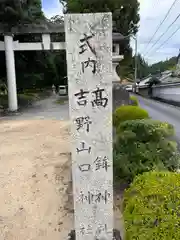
[0,92,38,109]
[54,99,67,105]
[0,94,8,108]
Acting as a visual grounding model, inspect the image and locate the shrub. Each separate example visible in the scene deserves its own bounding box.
[18,94,36,107]
[113,119,180,183]
[0,95,8,108]
[0,93,38,110]
[123,171,180,240]
[130,95,139,106]
[117,119,175,141]
[113,105,149,128]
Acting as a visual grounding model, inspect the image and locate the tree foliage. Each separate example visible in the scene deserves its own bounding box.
[149,56,177,75]
[0,0,67,93]
[60,0,140,78]
[120,53,149,80]
[114,119,179,183]
[60,0,140,35]
[124,54,178,81]
[0,0,44,28]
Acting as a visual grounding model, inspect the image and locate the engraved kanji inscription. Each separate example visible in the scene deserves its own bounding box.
[91,87,108,108]
[79,33,96,55]
[94,156,110,172]
[74,89,89,106]
[75,116,92,132]
[79,164,91,172]
[76,141,91,154]
[81,58,97,74]
[79,223,109,236]
[79,190,111,204]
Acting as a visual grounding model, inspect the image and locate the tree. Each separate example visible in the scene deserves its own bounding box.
[0,0,44,29]
[59,0,140,77]
[119,53,149,80]
[0,0,45,90]
[60,0,139,35]
[0,2,67,92]
[50,15,64,24]
[148,57,177,75]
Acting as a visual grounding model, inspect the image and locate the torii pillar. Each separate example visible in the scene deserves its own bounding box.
[1,22,65,112]
[1,24,124,112]
[4,35,18,111]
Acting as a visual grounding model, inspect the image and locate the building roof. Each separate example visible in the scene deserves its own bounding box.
[138,76,152,86]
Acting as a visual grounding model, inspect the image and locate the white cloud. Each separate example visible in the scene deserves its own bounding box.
[132,0,180,64]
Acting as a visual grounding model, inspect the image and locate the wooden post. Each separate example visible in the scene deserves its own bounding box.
[65,13,113,240]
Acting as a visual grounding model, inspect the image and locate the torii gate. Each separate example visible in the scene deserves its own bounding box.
[0,22,124,112]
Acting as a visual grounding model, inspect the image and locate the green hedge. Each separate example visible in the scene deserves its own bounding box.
[18,94,36,107]
[117,119,175,141]
[113,105,149,128]
[0,95,8,108]
[113,119,180,183]
[130,95,139,106]
[0,94,36,109]
[123,171,180,240]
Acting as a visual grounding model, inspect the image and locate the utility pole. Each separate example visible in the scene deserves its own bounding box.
[130,35,138,92]
[134,35,138,83]
[121,28,138,89]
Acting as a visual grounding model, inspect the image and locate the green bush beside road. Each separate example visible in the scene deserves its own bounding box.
[130,95,139,106]
[113,119,179,183]
[113,105,149,128]
[0,89,50,111]
[17,94,37,107]
[0,95,8,109]
[117,119,174,142]
[123,171,180,240]
[112,98,180,239]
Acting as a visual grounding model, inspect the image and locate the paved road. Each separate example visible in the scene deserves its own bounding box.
[0,95,69,121]
[3,93,180,143]
[136,95,180,144]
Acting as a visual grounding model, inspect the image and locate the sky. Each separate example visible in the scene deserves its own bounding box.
[42,0,180,65]
[42,0,63,19]
[133,0,180,64]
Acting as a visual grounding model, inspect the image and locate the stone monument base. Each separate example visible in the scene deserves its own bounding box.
[68,229,122,240]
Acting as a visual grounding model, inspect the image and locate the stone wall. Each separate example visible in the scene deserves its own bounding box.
[113,83,130,111]
[137,82,180,106]
[152,82,180,105]
[137,86,149,98]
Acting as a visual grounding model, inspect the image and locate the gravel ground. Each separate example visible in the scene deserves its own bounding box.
[0,95,125,239]
[0,120,73,240]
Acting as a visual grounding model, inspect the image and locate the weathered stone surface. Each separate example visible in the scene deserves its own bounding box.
[68,229,122,240]
[65,12,113,240]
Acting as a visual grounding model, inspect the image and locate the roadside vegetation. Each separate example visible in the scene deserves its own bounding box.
[129,95,139,106]
[0,88,51,112]
[113,97,180,239]
[123,171,180,240]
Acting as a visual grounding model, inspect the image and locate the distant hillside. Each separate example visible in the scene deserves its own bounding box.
[119,55,178,80]
[149,56,177,75]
